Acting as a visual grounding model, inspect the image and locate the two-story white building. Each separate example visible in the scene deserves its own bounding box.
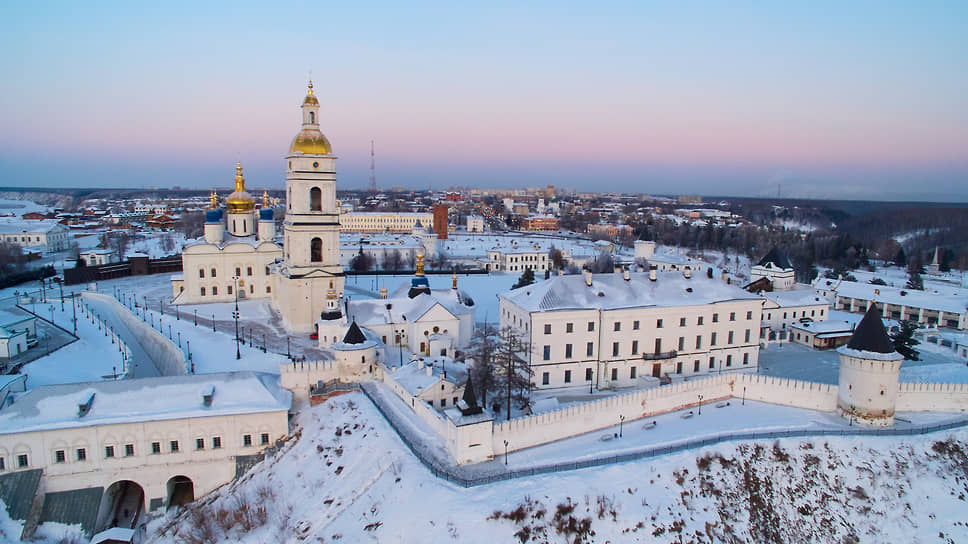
[0,219,71,254]
[499,268,763,391]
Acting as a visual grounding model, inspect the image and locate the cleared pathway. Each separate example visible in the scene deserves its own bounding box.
[83,297,162,379]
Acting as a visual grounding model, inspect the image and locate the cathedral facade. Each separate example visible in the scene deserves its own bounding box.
[173,82,345,334]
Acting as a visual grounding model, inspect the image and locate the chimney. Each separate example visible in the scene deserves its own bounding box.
[649,265,657,282]
[623,267,630,281]
[426,365,433,376]
[584,269,593,286]
[418,358,424,370]
[684,267,691,279]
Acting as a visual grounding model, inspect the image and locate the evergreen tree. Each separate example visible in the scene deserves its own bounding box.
[511,268,535,289]
[906,258,924,290]
[465,323,499,408]
[894,247,907,267]
[890,320,920,361]
[494,326,533,420]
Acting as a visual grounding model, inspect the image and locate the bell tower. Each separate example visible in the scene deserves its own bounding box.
[274,80,345,333]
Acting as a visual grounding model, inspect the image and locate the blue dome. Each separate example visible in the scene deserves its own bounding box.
[259,208,274,221]
[205,209,223,223]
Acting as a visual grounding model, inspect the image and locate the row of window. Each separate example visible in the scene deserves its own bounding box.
[199,284,270,296]
[199,266,268,279]
[542,329,753,360]
[542,312,755,336]
[3,434,271,470]
[538,353,752,384]
[765,309,825,321]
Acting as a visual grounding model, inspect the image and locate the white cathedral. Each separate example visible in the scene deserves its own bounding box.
[173,81,346,335]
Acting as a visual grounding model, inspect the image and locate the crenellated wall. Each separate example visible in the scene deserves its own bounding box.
[279,361,338,405]
[896,382,968,412]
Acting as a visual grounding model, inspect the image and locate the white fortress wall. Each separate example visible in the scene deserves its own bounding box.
[279,360,338,405]
[896,382,968,412]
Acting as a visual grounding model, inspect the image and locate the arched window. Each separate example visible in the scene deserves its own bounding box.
[311,237,322,262]
[309,111,315,124]
[310,187,321,211]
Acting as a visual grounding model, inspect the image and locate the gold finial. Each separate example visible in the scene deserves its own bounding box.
[209,190,218,209]
[262,189,269,208]
[416,253,425,276]
[234,161,245,193]
[380,283,388,299]
[452,268,458,290]
[307,78,314,96]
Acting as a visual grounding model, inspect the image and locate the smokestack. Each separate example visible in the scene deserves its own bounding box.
[649,265,657,282]
[584,269,593,286]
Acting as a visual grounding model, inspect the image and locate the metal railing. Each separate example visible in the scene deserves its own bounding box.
[358,381,968,488]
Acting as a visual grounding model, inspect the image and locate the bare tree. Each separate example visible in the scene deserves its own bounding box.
[178,211,205,239]
[0,242,26,277]
[494,326,532,420]
[100,231,132,262]
[465,322,499,408]
[382,250,403,272]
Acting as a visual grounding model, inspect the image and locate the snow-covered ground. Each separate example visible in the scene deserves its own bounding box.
[144,393,968,543]
[0,197,50,217]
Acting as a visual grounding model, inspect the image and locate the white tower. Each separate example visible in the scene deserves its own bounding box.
[274,81,345,333]
[837,304,904,427]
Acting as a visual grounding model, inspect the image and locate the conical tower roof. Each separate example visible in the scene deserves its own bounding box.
[846,304,895,354]
[342,321,367,345]
[757,247,792,269]
[459,375,483,416]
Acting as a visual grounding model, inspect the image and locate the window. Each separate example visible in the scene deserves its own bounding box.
[587,321,595,332]
[125,444,134,457]
[820,309,825,316]
[243,434,253,447]
[697,316,704,325]
[587,342,594,357]
[265,266,270,275]
[211,268,216,278]
[261,433,270,445]
[612,342,619,357]
[564,370,572,383]
[679,317,686,327]
[565,344,573,358]
[730,312,736,321]
[212,437,222,449]
[247,266,253,276]
[678,337,684,351]
[711,332,717,346]
[708,357,715,369]
[793,312,797,318]
[105,446,115,458]
[726,355,733,367]
[0,458,4,470]
[311,237,322,262]
[440,398,446,407]
[676,362,683,374]
[585,368,593,381]
[747,311,753,320]
[543,345,551,360]
[614,322,621,332]
[168,441,178,453]
[266,286,271,294]
[212,286,218,296]
[310,187,322,211]
[630,367,637,379]
[656,319,663,328]
[610,368,618,381]
[566,322,574,333]
[631,340,638,354]
[151,442,161,454]
[745,329,751,343]
[783,312,787,319]
[235,267,241,277]
[17,454,28,468]
[728,331,734,344]
[55,450,66,463]
[199,269,205,278]
[694,360,700,372]
[200,287,206,296]
[76,448,86,461]
[544,324,552,334]
[633,320,640,330]
[743,353,750,365]
[696,335,702,349]
[227,285,233,295]
[542,372,550,385]
[712,313,719,323]
[654,338,662,354]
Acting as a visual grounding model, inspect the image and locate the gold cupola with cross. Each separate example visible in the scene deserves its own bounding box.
[226,161,256,213]
[289,80,332,155]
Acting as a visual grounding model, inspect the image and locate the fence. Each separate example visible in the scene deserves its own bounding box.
[359,382,968,488]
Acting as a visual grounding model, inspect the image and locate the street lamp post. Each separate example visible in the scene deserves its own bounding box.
[71,292,77,335]
[742,386,746,406]
[58,281,64,311]
[212,314,216,332]
[619,414,625,438]
[263,334,266,353]
[177,331,181,347]
[504,440,509,465]
[194,309,197,326]
[233,276,241,360]
[698,394,704,416]
[286,336,291,359]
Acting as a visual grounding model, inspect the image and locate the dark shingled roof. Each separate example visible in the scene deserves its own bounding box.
[0,469,42,521]
[39,487,103,537]
[846,304,896,354]
[757,247,792,270]
[459,375,483,416]
[342,321,367,345]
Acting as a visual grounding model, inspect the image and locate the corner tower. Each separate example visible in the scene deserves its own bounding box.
[836,304,904,427]
[274,81,344,333]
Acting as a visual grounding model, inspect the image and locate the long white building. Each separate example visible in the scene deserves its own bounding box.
[0,219,71,253]
[339,212,434,233]
[499,268,764,391]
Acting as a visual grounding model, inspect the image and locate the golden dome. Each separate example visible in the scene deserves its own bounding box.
[303,79,319,106]
[289,130,332,155]
[226,161,255,213]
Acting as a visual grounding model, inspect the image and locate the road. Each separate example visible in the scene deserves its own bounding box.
[83,297,162,379]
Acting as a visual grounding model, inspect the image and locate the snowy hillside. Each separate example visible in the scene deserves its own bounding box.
[148,394,968,543]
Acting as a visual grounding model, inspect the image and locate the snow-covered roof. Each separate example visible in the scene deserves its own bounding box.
[390,358,466,397]
[90,527,135,543]
[0,308,34,327]
[762,288,826,308]
[500,271,761,313]
[832,280,968,314]
[791,320,854,335]
[0,218,64,234]
[0,371,291,435]
[349,288,473,328]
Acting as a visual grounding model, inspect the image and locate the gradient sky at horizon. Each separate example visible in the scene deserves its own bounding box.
[1,1,966,201]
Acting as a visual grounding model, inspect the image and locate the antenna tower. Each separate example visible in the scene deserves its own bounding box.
[368,140,377,193]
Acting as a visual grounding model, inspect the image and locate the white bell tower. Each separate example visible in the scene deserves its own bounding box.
[274,80,345,333]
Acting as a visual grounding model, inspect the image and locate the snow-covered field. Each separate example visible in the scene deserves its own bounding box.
[145,393,968,543]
